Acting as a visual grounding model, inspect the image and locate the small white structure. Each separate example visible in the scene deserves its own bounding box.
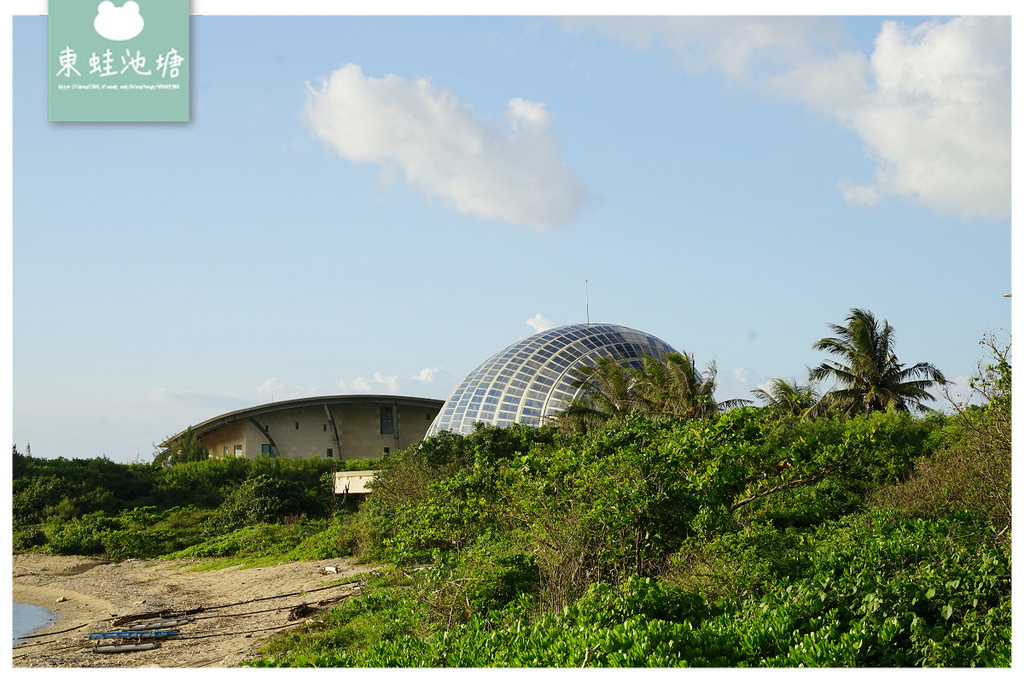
[333,470,377,496]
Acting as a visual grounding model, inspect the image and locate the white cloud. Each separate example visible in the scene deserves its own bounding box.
[837,180,881,207]
[338,372,400,394]
[507,97,551,133]
[563,16,1010,222]
[339,377,372,393]
[145,388,245,418]
[303,64,591,230]
[526,313,555,333]
[93,1,145,42]
[148,387,176,404]
[561,16,842,84]
[411,366,443,383]
[255,377,312,401]
[374,372,400,394]
[256,377,286,396]
[732,367,750,383]
[839,18,1010,221]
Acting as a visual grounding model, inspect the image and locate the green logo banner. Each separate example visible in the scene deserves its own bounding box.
[49,0,190,122]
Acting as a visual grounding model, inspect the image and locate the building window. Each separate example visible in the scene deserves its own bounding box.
[261,444,272,456]
[223,445,229,455]
[380,406,394,435]
[234,444,243,456]
[383,447,390,455]
[327,448,333,458]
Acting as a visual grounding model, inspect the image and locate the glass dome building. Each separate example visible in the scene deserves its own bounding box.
[427,323,679,436]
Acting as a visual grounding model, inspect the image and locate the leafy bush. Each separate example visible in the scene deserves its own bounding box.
[361,409,951,618]
[735,410,946,528]
[413,530,539,626]
[12,475,67,525]
[45,512,121,555]
[12,445,371,560]
[280,512,362,561]
[870,441,1011,530]
[203,474,324,535]
[168,520,326,560]
[13,527,48,551]
[257,511,1009,668]
[871,335,1011,532]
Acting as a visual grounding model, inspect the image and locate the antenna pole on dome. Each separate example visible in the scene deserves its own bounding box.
[585,280,590,325]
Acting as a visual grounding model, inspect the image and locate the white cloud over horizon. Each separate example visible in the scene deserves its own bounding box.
[410,366,443,383]
[256,376,287,397]
[303,64,591,230]
[561,16,1010,222]
[338,372,401,394]
[256,377,319,401]
[526,313,555,333]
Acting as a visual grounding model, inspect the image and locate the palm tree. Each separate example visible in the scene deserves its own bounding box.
[750,373,821,419]
[552,355,643,433]
[809,308,947,415]
[552,351,749,433]
[637,352,749,419]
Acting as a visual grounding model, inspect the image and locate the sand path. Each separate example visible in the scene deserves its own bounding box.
[11,553,374,668]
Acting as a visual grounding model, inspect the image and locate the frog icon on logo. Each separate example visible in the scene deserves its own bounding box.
[93,1,145,41]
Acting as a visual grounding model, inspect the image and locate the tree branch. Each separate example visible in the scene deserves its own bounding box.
[730,469,829,511]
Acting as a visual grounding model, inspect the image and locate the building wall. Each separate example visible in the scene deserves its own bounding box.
[199,399,440,461]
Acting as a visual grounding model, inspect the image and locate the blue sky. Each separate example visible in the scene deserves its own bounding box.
[4,3,1015,463]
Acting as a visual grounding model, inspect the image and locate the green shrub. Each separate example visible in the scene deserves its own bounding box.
[280,514,361,561]
[46,513,120,555]
[262,511,1009,668]
[414,531,539,625]
[870,338,1011,531]
[203,473,324,535]
[168,522,317,560]
[13,527,48,551]
[12,475,66,525]
[101,527,179,561]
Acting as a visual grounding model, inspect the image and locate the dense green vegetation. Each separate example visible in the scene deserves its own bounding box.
[12,450,376,562]
[247,402,1007,668]
[11,318,1010,667]
[253,330,1012,668]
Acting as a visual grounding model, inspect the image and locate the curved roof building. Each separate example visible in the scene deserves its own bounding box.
[428,323,679,436]
[163,394,444,461]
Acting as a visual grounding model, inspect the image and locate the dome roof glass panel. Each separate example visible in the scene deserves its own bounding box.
[427,323,679,436]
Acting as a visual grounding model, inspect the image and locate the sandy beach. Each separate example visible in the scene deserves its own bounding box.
[11,553,373,668]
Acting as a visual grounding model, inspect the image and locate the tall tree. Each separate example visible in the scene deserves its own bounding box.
[553,351,748,433]
[750,373,821,419]
[810,308,947,415]
[553,355,642,433]
[636,352,748,419]
[153,426,210,467]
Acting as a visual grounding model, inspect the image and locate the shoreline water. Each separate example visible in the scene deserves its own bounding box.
[12,601,59,642]
[12,552,369,667]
